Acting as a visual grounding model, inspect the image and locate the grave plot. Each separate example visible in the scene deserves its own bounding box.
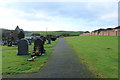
[2,39,59,75]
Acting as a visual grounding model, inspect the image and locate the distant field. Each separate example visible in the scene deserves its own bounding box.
[25,31,82,36]
[65,36,118,78]
[2,40,58,75]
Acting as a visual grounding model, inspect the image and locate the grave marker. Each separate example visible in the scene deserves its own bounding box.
[17,39,29,55]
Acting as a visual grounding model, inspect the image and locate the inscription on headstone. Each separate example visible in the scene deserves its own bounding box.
[34,37,43,52]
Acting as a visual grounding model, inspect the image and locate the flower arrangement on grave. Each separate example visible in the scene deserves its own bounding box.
[27,46,46,61]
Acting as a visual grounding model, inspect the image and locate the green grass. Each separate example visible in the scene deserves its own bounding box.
[2,46,17,51]
[2,40,58,75]
[25,31,81,36]
[65,36,118,78]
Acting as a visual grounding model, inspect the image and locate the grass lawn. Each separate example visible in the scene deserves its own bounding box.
[65,36,118,78]
[2,40,57,51]
[25,31,81,36]
[2,39,58,75]
[2,46,17,51]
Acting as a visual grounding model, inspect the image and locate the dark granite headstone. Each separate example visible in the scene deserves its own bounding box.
[51,36,57,41]
[7,41,12,47]
[34,37,44,53]
[17,39,29,55]
[3,42,7,46]
[41,36,46,45]
[46,35,52,44]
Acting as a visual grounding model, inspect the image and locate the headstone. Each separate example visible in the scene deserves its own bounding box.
[17,39,29,55]
[51,36,57,41]
[3,42,7,46]
[7,37,12,47]
[41,36,46,45]
[7,41,12,47]
[46,35,52,44]
[34,37,44,54]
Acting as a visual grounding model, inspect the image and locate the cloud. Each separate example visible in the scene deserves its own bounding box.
[0,0,15,7]
[1,0,119,2]
[0,7,30,19]
[99,13,118,22]
[0,6,77,31]
[0,1,118,31]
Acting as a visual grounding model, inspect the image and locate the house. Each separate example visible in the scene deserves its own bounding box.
[10,26,24,45]
[11,25,23,39]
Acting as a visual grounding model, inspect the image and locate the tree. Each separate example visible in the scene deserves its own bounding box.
[18,31,25,39]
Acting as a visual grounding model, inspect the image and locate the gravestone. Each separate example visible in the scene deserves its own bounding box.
[34,37,44,54]
[51,36,57,41]
[28,39,32,45]
[41,36,46,45]
[3,42,7,46]
[7,41,12,47]
[46,35,52,44]
[17,39,29,55]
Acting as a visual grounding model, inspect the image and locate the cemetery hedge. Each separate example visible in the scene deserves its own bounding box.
[65,36,118,78]
[2,40,58,75]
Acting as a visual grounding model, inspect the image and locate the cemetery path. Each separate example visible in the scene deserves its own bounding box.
[3,38,94,78]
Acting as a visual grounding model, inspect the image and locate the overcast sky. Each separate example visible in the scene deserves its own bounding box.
[0,0,118,31]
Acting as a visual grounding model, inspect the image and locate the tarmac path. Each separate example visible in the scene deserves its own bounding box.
[3,38,94,78]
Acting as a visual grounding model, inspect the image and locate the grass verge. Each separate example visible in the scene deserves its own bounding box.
[65,36,118,78]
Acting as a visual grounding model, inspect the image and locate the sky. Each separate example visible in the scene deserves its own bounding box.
[0,0,119,31]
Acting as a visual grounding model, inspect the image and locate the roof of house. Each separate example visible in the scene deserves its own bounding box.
[15,25,20,30]
[15,25,23,32]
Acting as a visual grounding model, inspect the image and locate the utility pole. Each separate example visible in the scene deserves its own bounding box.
[46,27,47,36]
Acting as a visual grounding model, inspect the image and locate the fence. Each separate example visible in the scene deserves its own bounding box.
[80,29,120,36]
